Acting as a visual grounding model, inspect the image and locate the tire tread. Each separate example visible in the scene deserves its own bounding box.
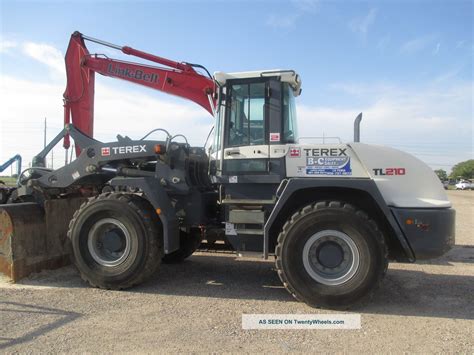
[67,192,163,290]
[275,200,388,308]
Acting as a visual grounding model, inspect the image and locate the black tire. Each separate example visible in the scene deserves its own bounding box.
[275,201,388,309]
[67,193,163,289]
[0,188,8,204]
[162,228,202,264]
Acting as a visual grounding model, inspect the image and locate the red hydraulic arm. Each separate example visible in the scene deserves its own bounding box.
[63,31,216,154]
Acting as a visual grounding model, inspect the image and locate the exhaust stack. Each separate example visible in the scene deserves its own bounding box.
[354,112,362,142]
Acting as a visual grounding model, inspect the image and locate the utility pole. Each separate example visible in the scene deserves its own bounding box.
[44,117,47,148]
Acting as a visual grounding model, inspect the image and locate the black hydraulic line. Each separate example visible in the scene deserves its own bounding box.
[140,128,172,141]
[119,168,155,177]
[101,166,155,178]
[169,134,189,145]
[184,62,213,80]
[203,126,214,148]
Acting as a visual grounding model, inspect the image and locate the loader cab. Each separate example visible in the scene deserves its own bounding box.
[209,70,302,179]
[208,70,302,252]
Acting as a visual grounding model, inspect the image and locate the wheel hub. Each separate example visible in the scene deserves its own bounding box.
[302,230,360,286]
[87,218,131,267]
[316,241,344,268]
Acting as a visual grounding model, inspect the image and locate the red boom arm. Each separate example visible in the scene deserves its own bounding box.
[63,31,216,154]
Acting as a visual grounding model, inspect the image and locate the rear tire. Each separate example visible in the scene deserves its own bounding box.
[68,193,163,290]
[275,201,388,309]
[162,228,202,264]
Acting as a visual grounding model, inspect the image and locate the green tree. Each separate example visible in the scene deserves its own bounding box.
[450,159,474,179]
[434,169,447,181]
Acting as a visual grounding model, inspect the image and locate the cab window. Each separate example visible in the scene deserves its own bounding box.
[226,82,265,147]
[282,83,298,143]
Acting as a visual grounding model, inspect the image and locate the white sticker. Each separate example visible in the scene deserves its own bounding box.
[72,171,80,180]
[242,314,361,330]
[270,132,280,142]
[229,176,238,183]
[225,222,237,236]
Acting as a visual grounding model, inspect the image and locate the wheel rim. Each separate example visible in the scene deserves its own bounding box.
[87,218,132,267]
[302,230,360,286]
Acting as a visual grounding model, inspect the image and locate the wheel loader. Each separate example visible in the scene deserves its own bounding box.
[0,32,455,308]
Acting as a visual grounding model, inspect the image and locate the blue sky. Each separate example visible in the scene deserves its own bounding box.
[0,0,472,173]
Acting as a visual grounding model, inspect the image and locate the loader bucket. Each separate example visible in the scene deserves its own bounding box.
[0,198,86,281]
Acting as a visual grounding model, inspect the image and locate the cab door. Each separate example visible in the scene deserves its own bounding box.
[222,79,269,175]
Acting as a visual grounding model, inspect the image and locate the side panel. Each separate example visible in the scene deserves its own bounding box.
[350,143,451,208]
[285,144,369,178]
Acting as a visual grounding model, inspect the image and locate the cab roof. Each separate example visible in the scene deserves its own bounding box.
[213,69,302,96]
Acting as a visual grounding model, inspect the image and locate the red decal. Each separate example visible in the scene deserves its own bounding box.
[101,147,111,156]
[270,133,280,142]
[289,147,301,157]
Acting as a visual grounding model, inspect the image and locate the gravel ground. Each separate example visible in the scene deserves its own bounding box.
[0,190,473,353]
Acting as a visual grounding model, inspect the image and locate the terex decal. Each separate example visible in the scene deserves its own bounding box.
[304,148,347,157]
[372,168,406,176]
[107,64,158,83]
[101,145,147,156]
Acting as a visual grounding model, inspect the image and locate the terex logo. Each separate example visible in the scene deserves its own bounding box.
[304,148,347,157]
[107,64,158,83]
[373,168,406,176]
[103,145,148,155]
[112,145,147,155]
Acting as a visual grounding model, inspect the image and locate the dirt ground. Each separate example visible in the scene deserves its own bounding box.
[0,190,473,353]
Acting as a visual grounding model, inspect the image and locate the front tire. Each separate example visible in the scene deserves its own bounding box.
[275,201,388,308]
[68,193,163,290]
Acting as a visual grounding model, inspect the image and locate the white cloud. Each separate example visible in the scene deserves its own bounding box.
[377,35,391,51]
[433,67,463,83]
[291,0,319,13]
[266,14,300,29]
[266,0,319,29]
[400,35,437,54]
[22,42,65,75]
[0,39,17,53]
[433,42,441,55]
[93,82,212,144]
[455,40,466,49]
[349,8,377,37]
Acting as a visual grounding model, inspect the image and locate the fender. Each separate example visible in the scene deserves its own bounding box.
[263,178,415,261]
[110,177,180,254]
